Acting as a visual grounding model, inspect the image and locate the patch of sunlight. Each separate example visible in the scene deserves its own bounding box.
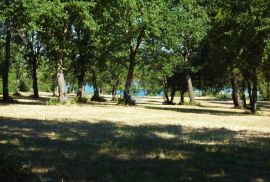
[153,131,177,139]
[189,140,230,145]
[80,132,87,137]
[116,152,136,160]
[32,167,55,175]
[250,178,267,182]
[0,140,8,144]
[115,129,134,138]
[9,138,20,145]
[145,151,188,160]
[65,137,76,141]
[23,147,42,152]
[207,170,227,178]
[42,132,59,140]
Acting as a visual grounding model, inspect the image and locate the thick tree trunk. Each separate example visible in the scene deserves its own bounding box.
[111,83,118,100]
[77,74,85,101]
[250,76,258,113]
[76,55,86,100]
[266,82,270,101]
[186,75,195,103]
[231,75,242,108]
[2,16,11,102]
[247,80,252,105]
[57,70,68,103]
[91,69,100,101]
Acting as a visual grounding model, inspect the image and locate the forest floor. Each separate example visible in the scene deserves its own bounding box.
[0,92,270,181]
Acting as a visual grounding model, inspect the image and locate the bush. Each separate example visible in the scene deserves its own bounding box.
[18,80,30,92]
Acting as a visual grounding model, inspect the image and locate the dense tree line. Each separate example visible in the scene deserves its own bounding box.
[0,0,269,113]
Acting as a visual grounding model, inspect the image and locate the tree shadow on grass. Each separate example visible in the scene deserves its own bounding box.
[143,106,246,116]
[0,117,269,182]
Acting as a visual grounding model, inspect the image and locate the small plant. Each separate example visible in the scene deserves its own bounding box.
[46,98,61,105]
[183,101,202,107]
[13,92,22,97]
[117,97,136,106]
[90,95,106,102]
[78,97,89,103]
[162,100,175,105]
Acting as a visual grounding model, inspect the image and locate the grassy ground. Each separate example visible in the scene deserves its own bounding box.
[0,92,270,182]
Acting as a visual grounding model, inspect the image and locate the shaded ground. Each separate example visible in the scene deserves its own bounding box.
[0,93,270,181]
[1,118,270,182]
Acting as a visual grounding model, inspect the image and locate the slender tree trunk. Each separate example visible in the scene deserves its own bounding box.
[183,51,195,103]
[123,26,145,105]
[31,56,39,98]
[2,14,11,102]
[231,74,242,108]
[179,90,185,105]
[170,88,176,103]
[123,52,136,103]
[186,75,195,103]
[56,59,68,103]
[162,77,170,103]
[242,92,247,109]
[70,83,75,93]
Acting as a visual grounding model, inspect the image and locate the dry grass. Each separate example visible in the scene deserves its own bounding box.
[0,92,269,132]
[0,92,270,181]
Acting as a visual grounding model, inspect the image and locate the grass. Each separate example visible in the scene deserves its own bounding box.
[0,92,270,181]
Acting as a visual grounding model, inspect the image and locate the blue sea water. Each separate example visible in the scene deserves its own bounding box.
[66,84,149,96]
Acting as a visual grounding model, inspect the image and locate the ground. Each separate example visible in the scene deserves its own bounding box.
[0,93,270,182]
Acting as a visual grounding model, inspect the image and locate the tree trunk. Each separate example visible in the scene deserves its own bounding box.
[162,77,170,103]
[242,92,247,109]
[231,74,242,108]
[111,83,118,100]
[70,83,75,94]
[247,80,252,105]
[266,82,270,101]
[123,26,145,105]
[123,52,136,103]
[91,69,100,101]
[179,90,185,105]
[170,88,176,103]
[76,54,86,100]
[31,56,39,98]
[250,75,258,113]
[77,74,85,101]
[57,70,68,103]
[186,75,195,103]
[2,15,11,102]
